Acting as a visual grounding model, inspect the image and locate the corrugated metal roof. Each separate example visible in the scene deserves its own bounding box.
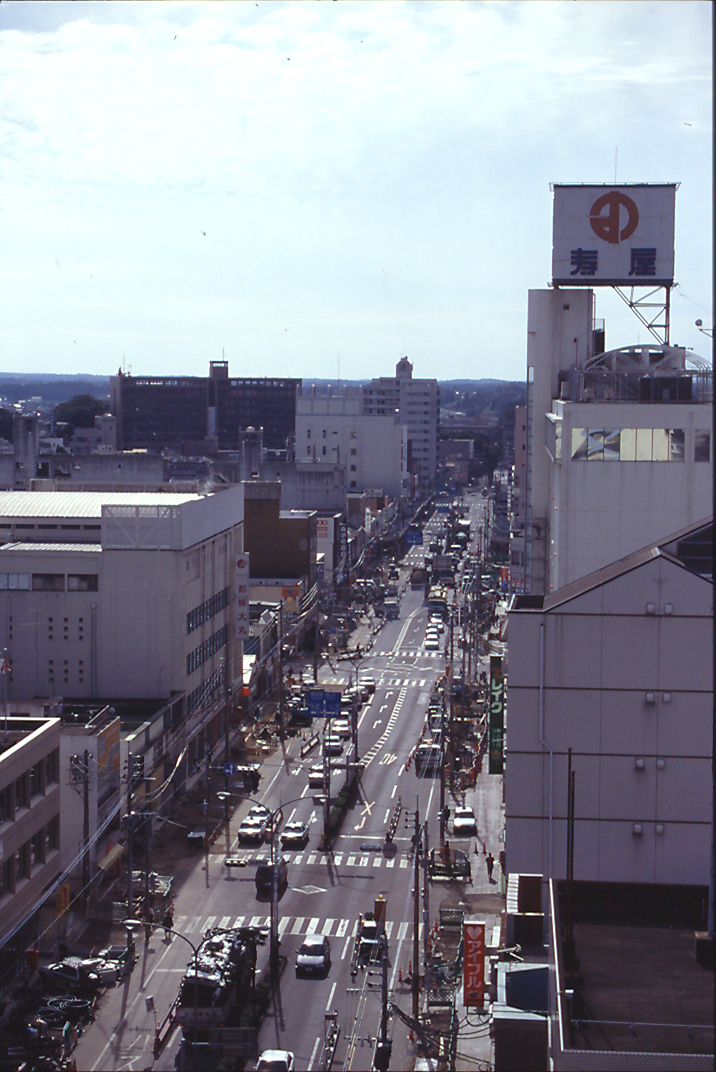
[0,490,203,519]
[0,542,102,553]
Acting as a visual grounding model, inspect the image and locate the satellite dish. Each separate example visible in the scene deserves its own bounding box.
[695,319,703,327]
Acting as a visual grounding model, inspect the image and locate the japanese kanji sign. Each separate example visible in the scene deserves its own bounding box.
[552,184,676,286]
[463,920,486,1007]
[236,553,250,641]
[489,654,505,775]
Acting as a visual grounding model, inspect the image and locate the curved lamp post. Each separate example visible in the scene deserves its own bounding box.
[123,917,200,1068]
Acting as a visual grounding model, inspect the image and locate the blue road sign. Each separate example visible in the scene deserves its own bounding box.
[307,690,342,717]
[223,762,237,777]
[406,530,423,545]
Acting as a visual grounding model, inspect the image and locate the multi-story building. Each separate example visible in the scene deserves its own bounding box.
[362,357,439,491]
[0,488,244,709]
[505,517,713,887]
[0,716,61,982]
[111,361,300,453]
[295,386,408,499]
[515,289,712,594]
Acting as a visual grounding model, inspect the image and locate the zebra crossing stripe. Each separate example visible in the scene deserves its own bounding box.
[289,917,304,935]
[306,918,320,935]
[398,921,410,941]
[335,919,349,938]
[219,916,232,929]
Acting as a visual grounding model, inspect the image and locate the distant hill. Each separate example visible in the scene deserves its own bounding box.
[0,375,110,405]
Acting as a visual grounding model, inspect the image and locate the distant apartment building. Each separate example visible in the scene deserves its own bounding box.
[0,488,244,711]
[295,386,408,499]
[111,360,300,453]
[362,357,439,491]
[514,289,712,594]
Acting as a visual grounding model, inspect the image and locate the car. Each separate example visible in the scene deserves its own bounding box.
[330,718,352,739]
[323,735,344,756]
[429,616,445,633]
[255,856,288,893]
[425,628,440,641]
[296,934,331,976]
[424,635,440,650]
[280,820,309,849]
[256,1049,295,1072]
[360,677,377,694]
[238,815,269,844]
[39,957,103,992]
[358,920,388,963]
[453,806,477,837]
[308,764,326,790]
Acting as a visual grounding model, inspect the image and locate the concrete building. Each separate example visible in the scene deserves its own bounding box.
[362,357,439,491]
[505,517,713,887]
[0,717,61,982]
[295,386,408,499]
[111,361,300,453]
[517,289,712,594]
[0,488,244,710]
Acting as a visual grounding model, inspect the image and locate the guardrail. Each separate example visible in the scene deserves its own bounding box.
[300,733,320,758]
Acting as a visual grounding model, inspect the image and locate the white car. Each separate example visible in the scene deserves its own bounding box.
[424,634,440,650]
[430,616,445,633]
[256,1050,295,1072]
[330,718,352,739]
[323,735,344,756]
[453,806,477,837]
[238,815,268,844]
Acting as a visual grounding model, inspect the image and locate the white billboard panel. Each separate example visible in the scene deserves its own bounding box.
[235,553,250,640]
[552,184,676,286]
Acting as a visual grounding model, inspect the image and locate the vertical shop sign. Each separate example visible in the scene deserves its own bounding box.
[489,655,505,774]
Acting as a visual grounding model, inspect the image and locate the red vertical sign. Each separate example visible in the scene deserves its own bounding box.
[236,554,250,640]
[463,920,485,1007]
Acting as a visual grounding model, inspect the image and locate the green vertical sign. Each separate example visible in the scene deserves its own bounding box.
[489,655,504,774]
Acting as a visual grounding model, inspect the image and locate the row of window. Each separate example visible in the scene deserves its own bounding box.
[0,750,59,824]
[0,524,101,531]
[186,586,229,634]
[187,624,228,676]
[0,817,60,898]
[187,662,227,715]
[0,574,98,591]
[569,428,711,463]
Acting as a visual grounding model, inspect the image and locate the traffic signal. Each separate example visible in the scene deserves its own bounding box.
[129,754,145,783]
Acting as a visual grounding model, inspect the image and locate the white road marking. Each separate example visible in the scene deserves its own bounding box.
[326,981,337,1011]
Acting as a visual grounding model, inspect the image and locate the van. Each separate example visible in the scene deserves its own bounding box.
[255,856,288,894]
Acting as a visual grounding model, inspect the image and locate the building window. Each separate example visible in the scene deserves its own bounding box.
[15,774,28,810]
[32,575,65,591]
[322,446,327,456]
[350,448,357,456]
[45,815,59,853]
[68,574,98,591]
[695,429,711,462]
[45,749,59,786]
[350,465,357,472]
[306,429,311,439]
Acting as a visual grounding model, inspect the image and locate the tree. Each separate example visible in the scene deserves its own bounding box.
[53,394,109,441]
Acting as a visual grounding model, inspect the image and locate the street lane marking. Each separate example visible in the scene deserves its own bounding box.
[341,934,352,960]
[219,916,232,928]
[398,921,410,941]
[290,918,304,935]
[306,917,319,934]
[326,981,337,1011]
[324,918,335,934]
[307,1035,321,1071]
[346,855,356,865]
[336,919,349,938]
[391,785,398,799]
[385,858,395,868]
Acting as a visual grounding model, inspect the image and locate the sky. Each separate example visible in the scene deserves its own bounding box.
[0,0,712,384]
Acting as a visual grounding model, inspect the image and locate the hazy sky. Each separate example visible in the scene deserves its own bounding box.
[0,1,711,383]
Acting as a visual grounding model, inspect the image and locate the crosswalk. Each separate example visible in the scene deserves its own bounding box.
[232,850,412,870]
[321,668,444,690]
[173,912,413,942]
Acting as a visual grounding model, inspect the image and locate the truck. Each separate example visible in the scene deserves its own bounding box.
[384,596,399,620]
[351,898,388,973]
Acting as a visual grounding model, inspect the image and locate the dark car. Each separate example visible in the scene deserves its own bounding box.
[296,934,331,976]
[255,856,288,894]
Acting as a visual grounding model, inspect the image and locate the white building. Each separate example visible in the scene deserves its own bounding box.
[0,488,244,707]
[518,289,712,594]
[362,357,439,492]
[296,386,408,499]
[505,518,713,887]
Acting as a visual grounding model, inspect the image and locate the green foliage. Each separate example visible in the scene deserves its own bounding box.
[53,394,109,440]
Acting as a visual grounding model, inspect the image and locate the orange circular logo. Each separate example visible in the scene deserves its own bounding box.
[589,191,639,244]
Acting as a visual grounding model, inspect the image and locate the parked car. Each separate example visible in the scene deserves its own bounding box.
[280,820,309,849]
[453,806,477,837]
[330,718,352,739]
[424,634,440,650]
[256,1050,295,1072]
[296,934,331,976]
[39,957,103,992]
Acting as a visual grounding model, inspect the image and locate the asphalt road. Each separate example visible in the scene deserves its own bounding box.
[73,496,491,1072]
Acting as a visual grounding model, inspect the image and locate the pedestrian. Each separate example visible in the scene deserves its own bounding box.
[499,849,506,875]
[144,906,153,944]
[486,852,495,881]
[162,900,174,939]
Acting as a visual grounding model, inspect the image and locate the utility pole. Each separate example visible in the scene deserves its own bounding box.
[82,752,90,916]
[126,751,135,950]
[278,602,285,739]
[412,802,420,1020]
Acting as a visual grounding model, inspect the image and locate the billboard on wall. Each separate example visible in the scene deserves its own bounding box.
[236,554,250,640]
[489,655,505,774]
[552,184,676,287]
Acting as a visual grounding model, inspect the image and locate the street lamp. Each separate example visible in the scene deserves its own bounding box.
[123,917,200,1068]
